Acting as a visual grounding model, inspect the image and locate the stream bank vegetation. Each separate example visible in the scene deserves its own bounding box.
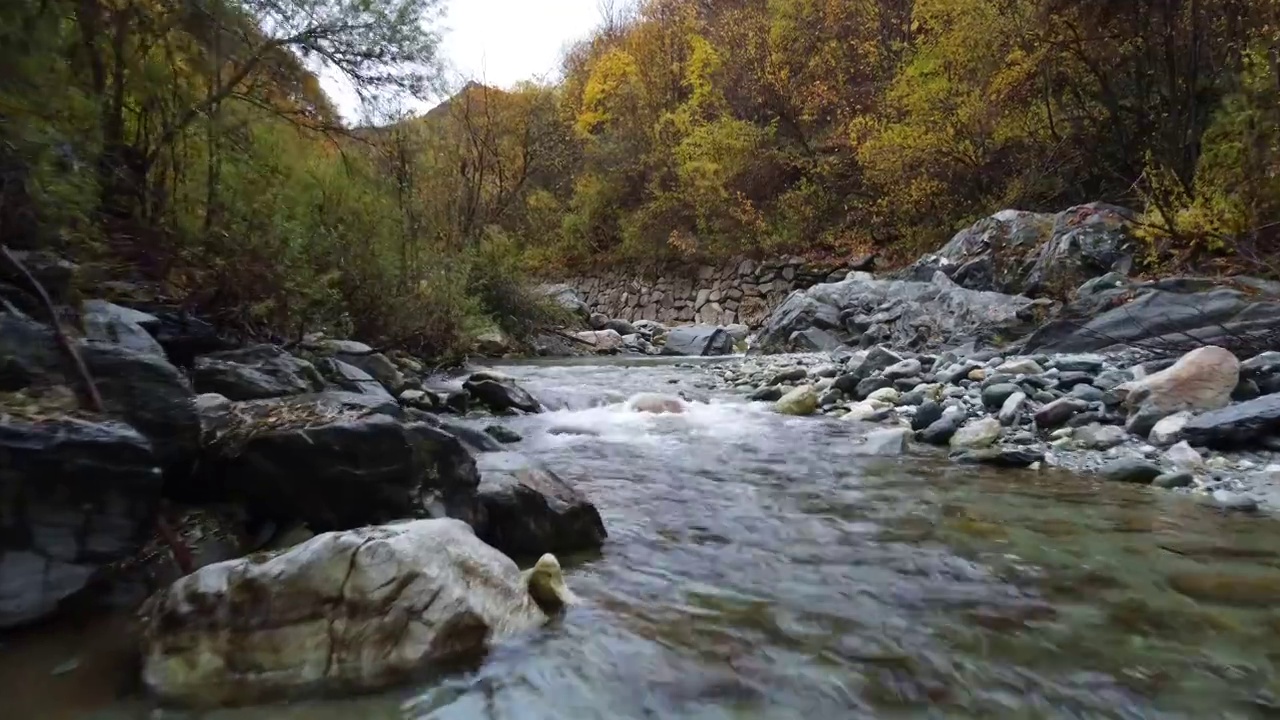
[2,0,1278,358]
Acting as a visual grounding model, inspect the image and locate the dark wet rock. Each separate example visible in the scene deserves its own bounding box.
[1151,471,1195,489]
[1024,277,1280,355]
[981,383,1021,410]
[192,345,324,401]
[484,425,523,444]
[81,300,164,357]
[1034,397,1089,429]
[0,250,78,305]
[918,411,965,445]
[1,417,162,628]
[464,377,542,414]
[133,306,235,366]
[860,346,905,378]
[1233,378,1261,402]
[751,296,841,353]
[1069,384,1105,403]
[662,325,734,356]
[475,452,607,557]
[194,393,479,531]
[911,401,944,431]
[1100,458,1163,484]
[1181,393,1280,449]
[1052,355,1107,374]
[952,446,1044,468]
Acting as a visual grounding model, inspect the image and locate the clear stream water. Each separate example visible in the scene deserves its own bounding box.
[6,356,1280,719]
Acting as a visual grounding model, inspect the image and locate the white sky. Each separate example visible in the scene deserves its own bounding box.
[325,0,605,123]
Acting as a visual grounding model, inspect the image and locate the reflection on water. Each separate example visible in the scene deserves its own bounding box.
[8,357,1280,719]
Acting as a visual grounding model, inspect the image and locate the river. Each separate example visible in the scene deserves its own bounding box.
[6,355,1280,719]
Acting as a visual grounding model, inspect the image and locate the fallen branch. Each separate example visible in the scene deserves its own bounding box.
[549,328,596,346]
[0,244,104,412]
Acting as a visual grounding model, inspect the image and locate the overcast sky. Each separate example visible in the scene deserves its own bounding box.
[324,0,605,123]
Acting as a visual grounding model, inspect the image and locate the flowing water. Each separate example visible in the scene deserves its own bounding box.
[8,356,1280,719]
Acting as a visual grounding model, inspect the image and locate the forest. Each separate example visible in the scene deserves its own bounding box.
[1,0,1277,358]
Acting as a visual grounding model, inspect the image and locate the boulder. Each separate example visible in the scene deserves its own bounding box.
[952,446,1044,467]
[475,329,514,356]
[754,272,1037,354]
[1,416,162,628]
[1120,346,1239,437]
[129,306,235,366]
[192,345,325,401]
[775,385,818,416]
[139,518,558,707]
[474,452,607,557]
[1,314,200,476]
[1024,277,1280,355]
[661,325,734,356]
[541,284,590,322]
[193,393,479,530]
[314,357,394,401]
[1034,397,1088,429]
[1100,458,1163,484]
[81,299,165,357]
[574,329,625,353]
[894,203,1134,298]
[464,376,542,414]
[1181,393,1280,449]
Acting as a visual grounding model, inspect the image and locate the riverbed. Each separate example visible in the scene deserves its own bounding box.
[6,355,1280,719]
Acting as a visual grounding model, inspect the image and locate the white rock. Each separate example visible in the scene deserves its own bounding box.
[775,385,818,416]
[1148,410,1193,447]
[995,358,1044,376]
[856,427,912,455]
[1163,440,1204,469]
[866,387,901,404]
[949,417,1002,450]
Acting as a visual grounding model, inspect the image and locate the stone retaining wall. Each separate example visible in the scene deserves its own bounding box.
[564,257,849,327]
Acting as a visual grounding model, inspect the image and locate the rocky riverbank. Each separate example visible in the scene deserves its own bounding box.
[689,345,1280,513]
[0,265,610,706]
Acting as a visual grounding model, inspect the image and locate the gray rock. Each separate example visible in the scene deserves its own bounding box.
[662,325,734,356]
[981,383,1021,410]
[1069,384,1105,403]
[790,327,844,352]
[1051,354,1107,374]
[81,300,164,357]
[1,418,161,628]
[1034,397,1089,428]
[1151,471,1195,489]
[998,392,1028,425]
[748,386,784,402]
[881,358,922,380]
[1163,440,1204,469]
[995,358,1044,375]
[768,367,809,386]
[139,518,561,707]
[315,357,395,400]
[1211,490,1259,512]
[193,345,324,401]
[474,452,607,555]
[1100,458,1163,484]
[854,376,894,400]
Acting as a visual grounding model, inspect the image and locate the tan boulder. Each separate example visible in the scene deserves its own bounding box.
[1120,346,1240,436]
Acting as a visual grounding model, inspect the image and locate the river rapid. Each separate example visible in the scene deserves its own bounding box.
[7,355,1280,719]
